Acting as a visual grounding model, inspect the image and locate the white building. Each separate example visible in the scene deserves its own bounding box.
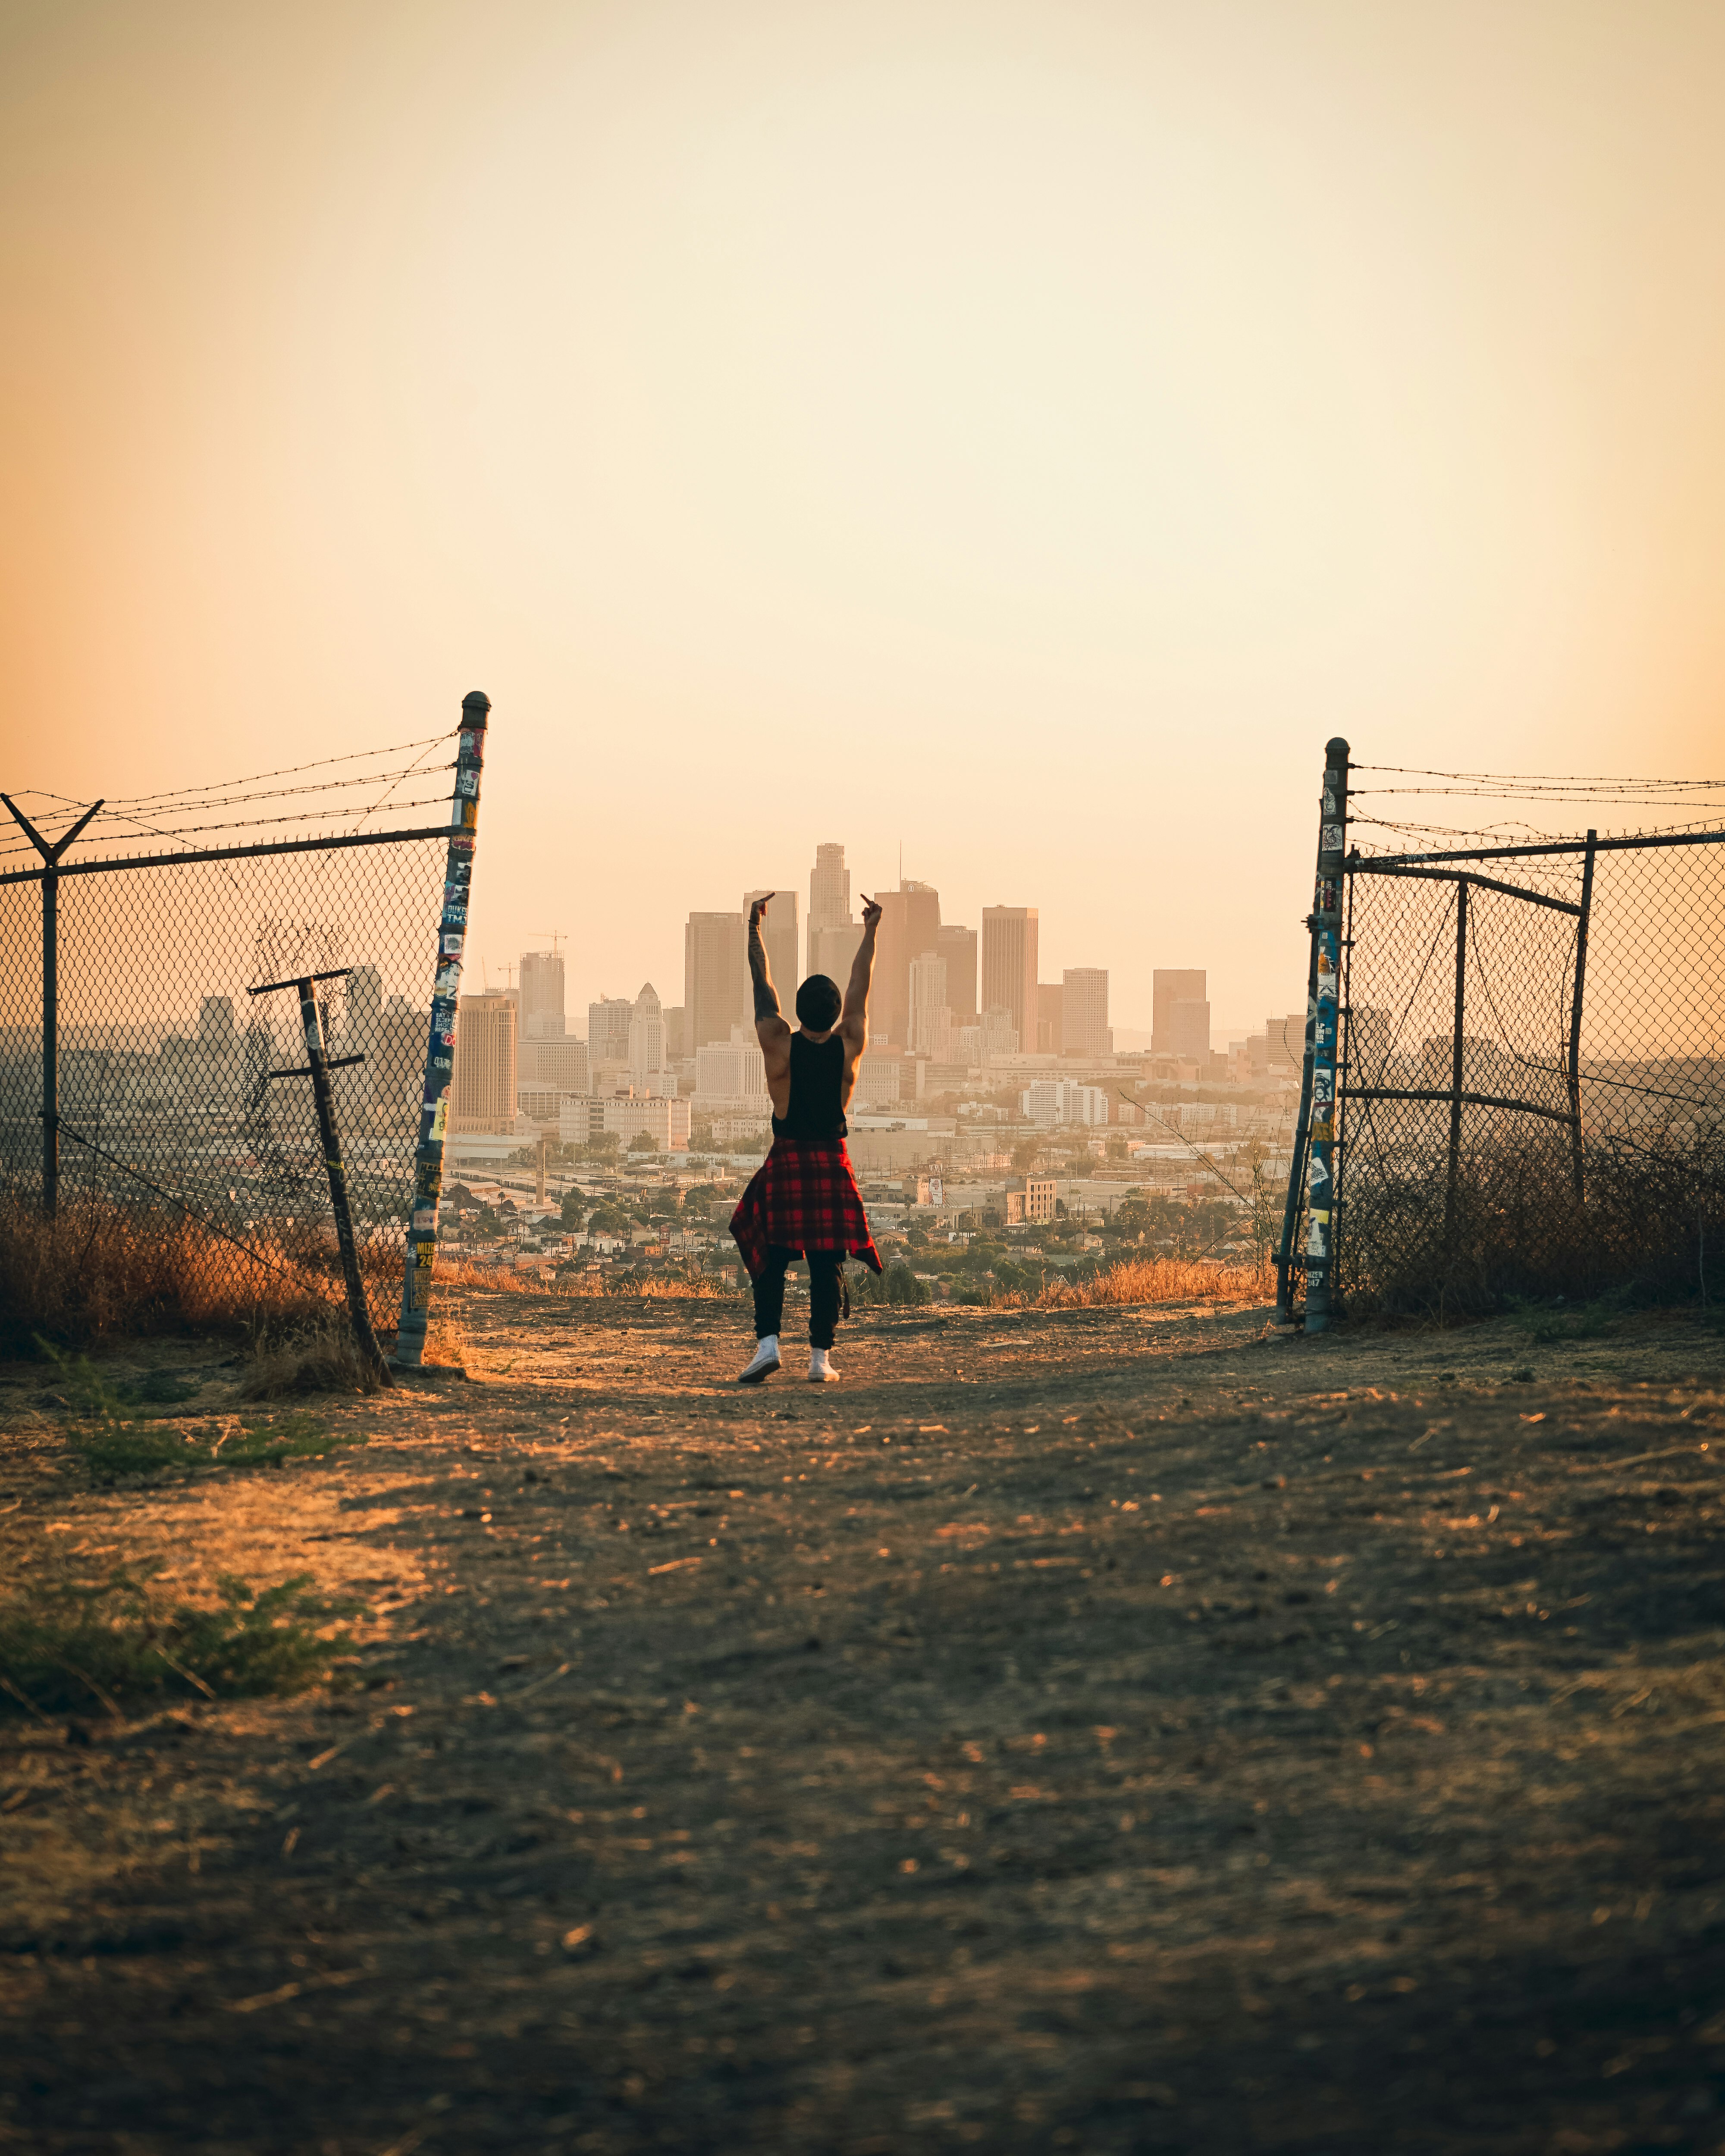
[1022,1078,1111,1128]
[694,1026,769,1105]
[558,1095,691,1151]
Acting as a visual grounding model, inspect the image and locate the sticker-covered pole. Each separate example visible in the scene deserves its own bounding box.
[1304,739,1349,1335]
[391,691,489,1369]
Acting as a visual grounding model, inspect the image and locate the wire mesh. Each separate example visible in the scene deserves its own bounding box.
[0,830,449,1317]
[1310,825,1725,1315]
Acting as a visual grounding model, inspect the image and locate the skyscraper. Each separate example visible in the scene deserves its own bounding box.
[743,889,799,1012]
[519,949,566,1040]
[1037,983,1064,1055]
[451,991,517,1133]
[1153,970,1207,1055]
[875,881,941,1045]
[587,996,633,1063]
[981,906,1038,1050]
[1062,968,1110,1058]
[935,925,977,1023]
[627,982,667,1077]
[806,842,860,989]
[685,911,747,1048]
[907,951,952,1057]
[809,843,850,940]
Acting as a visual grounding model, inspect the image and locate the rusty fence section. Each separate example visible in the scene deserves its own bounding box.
[1279,752,1725,1319]
[0,727,467,1323]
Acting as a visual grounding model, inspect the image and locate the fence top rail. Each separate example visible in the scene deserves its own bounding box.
[1349,826,1725,871]
[1351,862,1583,915]
[0,823,452,887]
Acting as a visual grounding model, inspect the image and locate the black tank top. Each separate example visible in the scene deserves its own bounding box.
[772,1031,848,1141]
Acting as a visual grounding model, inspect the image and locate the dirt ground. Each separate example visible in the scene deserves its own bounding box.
[4,1286,1725,2156]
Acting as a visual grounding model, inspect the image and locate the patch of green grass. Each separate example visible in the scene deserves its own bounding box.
[1508,1295,1622,1345]
[72,1410,367,1484]
[0,1570,361,1719]
[36,1343,366,1482]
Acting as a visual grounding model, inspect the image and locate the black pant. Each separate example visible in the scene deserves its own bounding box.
[754,1247,845,1349]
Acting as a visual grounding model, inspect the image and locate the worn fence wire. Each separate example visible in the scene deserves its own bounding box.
[0,741,457,1318]
[1291,766,1725,1316]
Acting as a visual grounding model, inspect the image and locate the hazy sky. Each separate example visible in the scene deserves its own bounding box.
[5,0,1723,1037]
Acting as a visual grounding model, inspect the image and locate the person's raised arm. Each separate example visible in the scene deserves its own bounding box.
[749,894,791,1053]
[840,894,883,1049]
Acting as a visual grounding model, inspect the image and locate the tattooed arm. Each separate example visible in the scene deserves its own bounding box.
[750,896,793,1100]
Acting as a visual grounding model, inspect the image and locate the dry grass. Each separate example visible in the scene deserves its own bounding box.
[238,1309,389,1399]
[0,1194,331,1351]
[434,1256,723,1300]
[1016,1253,1275,1310]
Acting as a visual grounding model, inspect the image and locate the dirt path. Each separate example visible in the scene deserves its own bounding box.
[4,1293,1725,2154]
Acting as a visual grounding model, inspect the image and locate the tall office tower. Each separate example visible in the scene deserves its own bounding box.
[663,1005,687,1061]
[743,889,800,1010]
[627,982,668,1076]
[809,843,851,939]
[981,906,1039,1050]
[587,996,633,1063]
[1037,983,1064,1055]
[1153,969,1207,1054]
[936,925,977,1022]
[519,949,566,1039]
[1170,998,1210,1061]
[342,968,381,1058]
[1062,968,1110,1059]
[809,921,863,987]
[875,881,941,1044]
[684,911,748,1048]
[451,990,518,1133]
[907,952,952,1057]
[197,996,238,1048]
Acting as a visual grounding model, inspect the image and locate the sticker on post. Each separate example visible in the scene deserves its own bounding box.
[1306,1211,1330,1257]
[412,1208,436,1231]
[1307,1152,1330,1191]
[441,932,465,956]
[1321,823,1343,852]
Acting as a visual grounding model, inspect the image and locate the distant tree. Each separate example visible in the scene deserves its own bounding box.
[628,1131,657,1154]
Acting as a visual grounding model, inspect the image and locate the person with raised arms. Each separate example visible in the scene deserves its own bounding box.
[729,889,884,1382]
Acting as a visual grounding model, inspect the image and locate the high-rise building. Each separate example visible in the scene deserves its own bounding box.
[451,991,517,1133]
[1062,968,1110,1059]
[809,922,863,989]
[1153,970,1207,1055]
[875,881,941,1044]
[1170,997,1210,1061]
[685,911,747,1048]
[907,952,953,1058]
[809,843,851,941]
[743,889,800,1012]
[520,950,566,1040]
[1036,983,1064,1055]
[342,969,381,1061]
[518,1036,588,1094]
[627,982,668,1077]
[981,906,1038,1049]
[587,996,633,1063]
[935,926,977,1022]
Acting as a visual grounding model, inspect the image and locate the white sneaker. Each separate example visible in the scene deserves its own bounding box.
[808,1349,839,1383]
[738,1336,781,1385]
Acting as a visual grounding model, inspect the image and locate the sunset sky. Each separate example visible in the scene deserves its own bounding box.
[4,0,1723,1038]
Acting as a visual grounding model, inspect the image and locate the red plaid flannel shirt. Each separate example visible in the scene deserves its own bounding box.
[729,1138,883,1280]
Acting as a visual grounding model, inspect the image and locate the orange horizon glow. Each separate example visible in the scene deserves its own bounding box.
[4,0,1724,1037]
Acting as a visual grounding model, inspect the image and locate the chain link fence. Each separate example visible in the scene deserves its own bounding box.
[1,737,458,1326]
[1281,755,1725,1319]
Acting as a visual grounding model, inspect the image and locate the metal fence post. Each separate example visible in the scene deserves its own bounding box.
[295,978,392,1383]
[1303,739,1349,1334]
[392,691,489,1369]
[1567,831,1597,1201]
[1443,877,1470,1252]
[0,793,104,1219]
